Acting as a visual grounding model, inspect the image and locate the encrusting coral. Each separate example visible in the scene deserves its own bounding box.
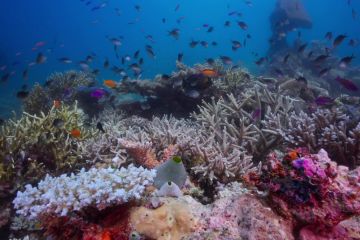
[244,148,360,239]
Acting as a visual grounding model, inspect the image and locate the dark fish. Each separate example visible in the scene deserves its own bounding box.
[134,50,140,59]
[325,32,333,40]
[228,11,238,16]
[246,34,251,39]
[0,118,4,125]
[16,90,29,99]
[211,41,218,46]
[96,122,105,133]
[335,76,358,91]
[58,57,72,64]
[307,51,314,58]
[339,54,355,67]
[139,58,144,65]
[92,69,100,75]
[36,53,47,64]
[220,56,233,65]
[162,18,166,23]
[319,67,331,77]
[237,21,248,30]
[231,40,242,51]
[104,58,109,68]
[206,58,215,65]
[333,34,347,48]
[200,41,208,47]
[53,118,65,128]
[349,39,359,47]
[315,96,334,106]
[189,40,199,48]
[252,108,261,120]
[145,46,156,58]
[207,26,214,33]
[168,28,180,39]
[134,4,141,11]
[22,69,29,80]
[297,43,307,53]
[283,54,290,63]
[176,16,185,24]
[255,57,267,66]
[273,67,283,76]
[313,55,329,64]
[86,55,94,63]
[224,21,231,27]
[174,4,180,11]
[177,53,183,62]
[161,74,171,80]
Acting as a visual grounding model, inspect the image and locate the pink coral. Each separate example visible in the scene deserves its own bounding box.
[246,148,360,238]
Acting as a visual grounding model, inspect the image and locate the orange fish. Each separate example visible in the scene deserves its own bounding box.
[201,69,218,77]
[53,100,61,108]
[101,230,111,240]
[104,80,117,88]
[286,149,301,161]
[70,128,81,138]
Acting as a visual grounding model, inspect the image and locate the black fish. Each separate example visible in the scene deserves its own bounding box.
[161,74,171,80]
[237,21,248,30]
[319,67,331,77]
[255,57,267,66]
[104,58,109,68]
[53,118,65,128]
[220,56,232,65]
[297,43,307,53]
[211,41,218,46]
[339,54,355,67]
[139,58,144,65]
[283,54,290,63]
[168,28,180,39]
[189,40,199,48]
[0,118,4,125]
[207,26,214,33]
[162,18,166,23]
[333,34,347,48]
[36,52,47,64]
[96,122,105,133]
[22,69,29,80]
[224,21,231,27]
[324,32,333,40]
[313,55,329,64]
[16,90,29,99]
[134,50,140,59]
[177,53,183,62]
[206,58,215,65]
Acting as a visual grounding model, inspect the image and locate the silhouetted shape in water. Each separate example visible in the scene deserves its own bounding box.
[268,0,312,56]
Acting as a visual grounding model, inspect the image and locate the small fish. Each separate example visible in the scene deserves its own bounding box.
[315,96,334,106]
[91,2,107,11]
[177,53,183,62]
[255,57,267,66]
[70,128,81,138]
[313,55,329,64]
[96,122,105,133]
[53,100,61,108]
[145,46,156,58]
[34,41,46,48]
[206,58,215,65]
[139,58,144,65]
[134,5,141,11]
[185,89,200,98]
[134,50,140,59]
[224,20,231,27]
[176,16,185,24]
[319,67,331,77]
[207,26,214,33]
[228,11,238,16]
[200,41,208,48]
[168,28,180,39]
[162,18,166,23]
[283,54,290,63]
[307,51,314,58]
[349,39,359,47]
[324,32,332,40]
[231,40,242,51]
[252,108,261,120]
[16,90,29,99]
[86,55,94,63]
[103,58,110,68]
[237,21,248,30]
[174,4,180,11]
[335,76,358,91]
[79,61,90,70]
[201,69,218,77]
[211,41,218,46]
[339,54,355,68]
[36,53,47,64]
[220,56,232,65]
[58,57,72,64]
[90,89,106,99]
[189,40,199,48]
[52,118,64,128]
[297,43,307,53]
[333,34,347,48]
[104,80,117,88]
[0,118,4,125]
[161,74,171,80]
[22,69,29,80]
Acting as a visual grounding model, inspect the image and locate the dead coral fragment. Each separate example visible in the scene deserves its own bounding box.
[130,198,198,240]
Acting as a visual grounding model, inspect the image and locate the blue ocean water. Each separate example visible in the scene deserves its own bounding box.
[0,0,359,118]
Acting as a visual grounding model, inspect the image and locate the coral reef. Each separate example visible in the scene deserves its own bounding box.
[276,108,360,167]
[245,148,360,238]
[13,164,156,219]
[23,71,95,115]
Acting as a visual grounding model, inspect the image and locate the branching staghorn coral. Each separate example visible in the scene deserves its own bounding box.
[23,71,95,115]
[0,101,97,195]
[13,164,156,219]
[191,85,298,183]
[276,108,360,168]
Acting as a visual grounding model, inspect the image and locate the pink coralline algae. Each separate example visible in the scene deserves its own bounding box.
[245,148,360,238]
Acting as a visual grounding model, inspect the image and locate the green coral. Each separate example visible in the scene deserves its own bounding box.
[0,101,97,190]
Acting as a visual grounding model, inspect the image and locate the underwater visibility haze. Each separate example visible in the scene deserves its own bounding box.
[1,0,360,239]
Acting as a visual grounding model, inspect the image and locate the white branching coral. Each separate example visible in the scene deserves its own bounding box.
[13,164,156,219]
